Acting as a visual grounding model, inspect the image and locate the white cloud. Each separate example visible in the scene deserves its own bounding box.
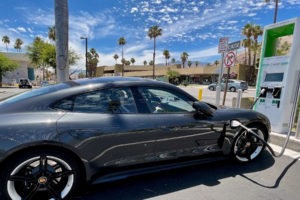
[27,28,33,33]
[131,7,138,13]
[17,27,26,32]
[8,28,19,34]
[248,13,257,17]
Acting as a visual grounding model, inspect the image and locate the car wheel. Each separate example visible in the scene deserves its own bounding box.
[230,87,236,92]
[232,124,267,162]
[209,86,215,91]
[0,149,82,200]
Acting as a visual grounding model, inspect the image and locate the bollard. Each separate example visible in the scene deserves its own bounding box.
[296,108,300,140]
[236,89,243,108]
[198,88,203,101]
[215,86,221,106]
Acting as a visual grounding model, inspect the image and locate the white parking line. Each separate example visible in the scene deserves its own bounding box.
[269,143,300,160]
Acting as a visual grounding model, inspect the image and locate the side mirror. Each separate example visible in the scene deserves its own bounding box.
[230,120,241,128]
[193,102,213,117]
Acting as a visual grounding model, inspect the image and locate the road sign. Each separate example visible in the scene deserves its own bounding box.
[224,51,236,67]
[227,40,241,51]
[218,37,229,53]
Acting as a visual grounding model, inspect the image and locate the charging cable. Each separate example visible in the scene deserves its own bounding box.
[238,71,300,158]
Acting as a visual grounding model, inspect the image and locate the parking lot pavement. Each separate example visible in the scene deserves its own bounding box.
[0,87,31,101]
[179,85,256,107]
[75,149,300,200]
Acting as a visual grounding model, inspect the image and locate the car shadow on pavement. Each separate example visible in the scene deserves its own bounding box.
[74,151,276,200]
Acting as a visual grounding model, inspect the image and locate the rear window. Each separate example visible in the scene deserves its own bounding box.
[0,83,70,106]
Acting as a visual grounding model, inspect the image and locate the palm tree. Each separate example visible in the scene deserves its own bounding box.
[195,61,199,67]
[242,39,248,64]
[130,58,135,65]
[242,23,254,66]
[171,58,176,65]
[252,25,263,67]
[143,60,147,66]
[148,25,162,79]
[113,54,119,64]
[149,60,154,65]
[2,36,10,52]
[180,52,189,68]
[14,38,24,53]
[264,0,279,23]
[121,58,126,66]
[87,48,99,77]
[48,25,56,41]
[125,60,131,66]
[55,0,69,82]
[214,60,219,66]
[163,50,170,66]
[118,37,126,76]
[187,61,192,68]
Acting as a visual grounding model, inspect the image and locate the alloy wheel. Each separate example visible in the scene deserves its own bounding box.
[7,155,74,200]
[234,129,264,162]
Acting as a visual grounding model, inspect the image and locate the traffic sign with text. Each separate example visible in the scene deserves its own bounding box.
[227,41,241,51]
[218,37,229,53]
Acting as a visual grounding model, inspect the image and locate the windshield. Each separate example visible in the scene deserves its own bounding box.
[0,83,70,106]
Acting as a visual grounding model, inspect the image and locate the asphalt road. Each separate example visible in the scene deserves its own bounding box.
[0,87,30,101]
[74,151,300,200]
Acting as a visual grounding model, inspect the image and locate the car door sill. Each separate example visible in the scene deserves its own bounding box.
[91,152,226,185]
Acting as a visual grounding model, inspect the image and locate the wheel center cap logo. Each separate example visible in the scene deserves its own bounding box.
[38,177,47,184]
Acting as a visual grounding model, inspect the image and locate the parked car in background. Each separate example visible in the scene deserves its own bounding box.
[18,78,32,88]
[41,81,50,87]
[208,79,248,92]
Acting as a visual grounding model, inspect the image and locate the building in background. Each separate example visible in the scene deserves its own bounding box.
[1,53,42,85]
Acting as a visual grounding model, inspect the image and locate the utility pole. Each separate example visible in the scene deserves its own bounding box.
[55,0,69,83]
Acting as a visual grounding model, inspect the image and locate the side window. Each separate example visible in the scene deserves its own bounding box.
[139,87,195,113]
[52,96,75,111]
[73,87,137,114]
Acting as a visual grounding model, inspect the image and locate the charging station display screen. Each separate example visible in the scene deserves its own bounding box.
[264,73,284,82]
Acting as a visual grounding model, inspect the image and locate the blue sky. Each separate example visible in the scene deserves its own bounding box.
[0,0,300,68]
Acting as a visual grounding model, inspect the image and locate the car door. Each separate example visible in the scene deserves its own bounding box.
[55,87,156,168]
[137,86,224,160]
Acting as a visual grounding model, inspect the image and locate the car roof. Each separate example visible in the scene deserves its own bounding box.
[65,76,156,87]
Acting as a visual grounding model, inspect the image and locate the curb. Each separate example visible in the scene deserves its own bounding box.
[270,132,300,153]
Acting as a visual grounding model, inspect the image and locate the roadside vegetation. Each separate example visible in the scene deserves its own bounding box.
[0,53,19,87]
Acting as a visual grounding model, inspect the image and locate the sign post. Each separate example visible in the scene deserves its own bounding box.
[216,37,229,106]
[222,51,236,105]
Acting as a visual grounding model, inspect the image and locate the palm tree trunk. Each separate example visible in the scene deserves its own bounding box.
[153,38,156,79]
[248,38,251,66]
[55,0,69,83]
[122,45,124,76]
[253,39,258,68]
[274,0,278,23]
[5,44,8,52]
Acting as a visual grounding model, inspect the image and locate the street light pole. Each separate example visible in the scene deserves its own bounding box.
[80,37,88,78]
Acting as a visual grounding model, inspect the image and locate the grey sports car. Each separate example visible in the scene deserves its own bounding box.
[0,77,270,200]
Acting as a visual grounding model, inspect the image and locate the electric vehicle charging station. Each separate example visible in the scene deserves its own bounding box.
[254,17,300,134]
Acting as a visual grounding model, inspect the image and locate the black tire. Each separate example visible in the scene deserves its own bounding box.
[230,87,236,92]
[0,149,83,200]
[209,86,215,91]
[231,124,268,163]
